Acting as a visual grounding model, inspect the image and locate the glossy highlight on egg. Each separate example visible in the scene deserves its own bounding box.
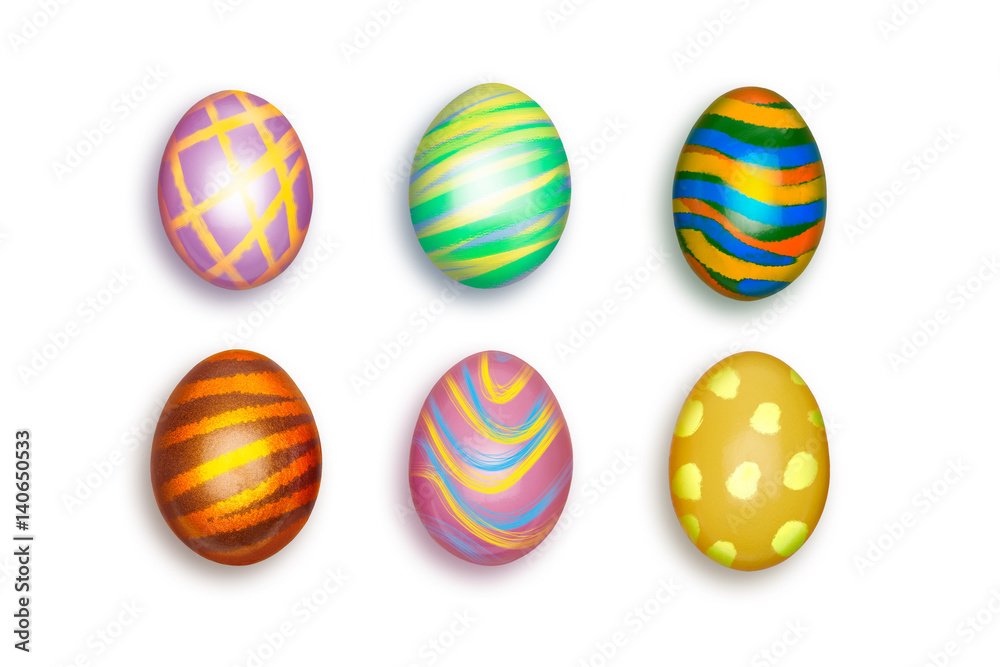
[669,351,829,571]
[158,90,313,290]
[151,350,321,566]
[408,351,573,565]
[409,83,571,288]
[673,87,826,300]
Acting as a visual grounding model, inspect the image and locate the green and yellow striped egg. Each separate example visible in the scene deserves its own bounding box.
[673,87,826,300]
[409,83,571,288]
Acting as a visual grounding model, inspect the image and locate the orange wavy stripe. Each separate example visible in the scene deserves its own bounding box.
[157,400,307,449]
[160,422,317,501]
[174,482,318,540]
[181,448,319,527]
[681,145,823,186]
[172,372,297,407]
[195,515,309,565]
[677,198,823,257]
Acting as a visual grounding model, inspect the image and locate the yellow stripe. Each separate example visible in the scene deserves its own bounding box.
[442,376,555,442]
[710,97,805,129]
[430,236,557,281]
[411,144,553,206]
[164,93,307,286]
[421,108,550,152]
[678,228,815,281]
[182,449,319,525]
[413,467,557,549]
[167,132,301,228]
[158,400,306,448]
[421,413,561,494]
[677,152,825,206]
[159,422,316,501]
[415,159,564,238]
[479,353,533,404]
[173,100,284,153]
[211,98,274,267]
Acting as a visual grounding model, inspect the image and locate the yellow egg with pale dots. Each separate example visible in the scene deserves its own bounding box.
[669,351,829,571]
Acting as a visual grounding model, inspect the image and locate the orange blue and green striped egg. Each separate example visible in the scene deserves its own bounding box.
[673,87,826,300]
[409,84,571,289]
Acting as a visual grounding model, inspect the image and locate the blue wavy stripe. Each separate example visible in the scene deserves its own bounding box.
[423,516,498,564]
[428,396,553,471]
[464,460,571,529]
[738,278,789,298]
[461,366,547,437]
[416,437,569,531]
[673,179,825,227]
[674,213,793,267]
[455,207,560,251]
[687,128,820,168]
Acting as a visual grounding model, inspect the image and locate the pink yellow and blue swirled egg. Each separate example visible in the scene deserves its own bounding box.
[408,351,573,565]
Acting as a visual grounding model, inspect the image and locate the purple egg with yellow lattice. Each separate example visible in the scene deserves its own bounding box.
[158,91,313,290]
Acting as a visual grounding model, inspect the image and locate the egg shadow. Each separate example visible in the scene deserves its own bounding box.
[656,389,821,591]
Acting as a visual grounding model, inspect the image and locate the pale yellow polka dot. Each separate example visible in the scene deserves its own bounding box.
[679,514,700,542]
[783,452,818,490]
[671,463,702,501]
[772,521,809,557]
[808,410,825,429]
[708,367,741,399]
[707,541,737,567]
[726,461,761,500]
[790,369,805,386]
[674,399,704,438]
[750,402,781,434]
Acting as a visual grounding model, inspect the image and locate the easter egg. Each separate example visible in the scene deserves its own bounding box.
[672,87,826,300]
[668,352,829,571]
[409,83,571,288]
[151,350,321,565]
[158,91,313,290]
[409,351,573,565]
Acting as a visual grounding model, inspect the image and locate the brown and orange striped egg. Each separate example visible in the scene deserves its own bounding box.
[151,350,321,566]
[669,352,829,571]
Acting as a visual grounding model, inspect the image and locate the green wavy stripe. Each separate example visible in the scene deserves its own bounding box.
[695,113,817,149]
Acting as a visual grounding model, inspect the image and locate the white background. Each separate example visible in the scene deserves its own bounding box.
[2,0,999,665]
